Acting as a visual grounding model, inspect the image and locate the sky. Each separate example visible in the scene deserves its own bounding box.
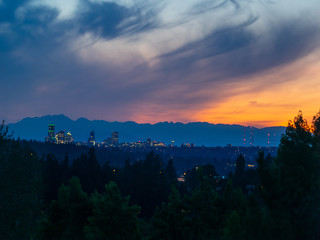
[1,0,320,127]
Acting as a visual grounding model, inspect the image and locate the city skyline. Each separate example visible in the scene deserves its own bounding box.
[1,0,320,127]
[44,123,176,147]
[8,114,284,147]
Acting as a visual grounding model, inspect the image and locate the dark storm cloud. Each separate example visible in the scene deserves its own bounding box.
[0,0,29,22]
[76,0,159,39]
[77,1,129,38]
[0,0,159,71]
[161,14,258,63]
[1,0,320,123]
[0,0,160,121]
[159,5,320,80]
[0,1,57,53]
[0,0,158,54]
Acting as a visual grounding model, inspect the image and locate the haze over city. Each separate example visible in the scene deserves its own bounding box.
[1,0,320,127]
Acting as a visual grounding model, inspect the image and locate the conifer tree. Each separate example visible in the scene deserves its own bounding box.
[0,122,42,240]
[39,177,91,240]
[259,111,320,239]
[85,181,141,240]
[152,185,186,240]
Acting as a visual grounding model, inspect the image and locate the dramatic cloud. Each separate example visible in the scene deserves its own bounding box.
[1,0,320,126]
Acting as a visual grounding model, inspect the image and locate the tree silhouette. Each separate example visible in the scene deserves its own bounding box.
[260,111,320,239]
[85,181,140,240]
[0,123,42,240]
[120,151,172,218]
[233,154,246,190]
[39,177,91,240]
[71,147,101,194]
[152,185,187,240]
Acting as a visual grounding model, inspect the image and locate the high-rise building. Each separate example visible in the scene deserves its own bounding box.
[103,131,119,147]
[45,124,55,143]
[111,131,119,146]
[88,131,95,147]
[45,124,74,144]
[55,130,65,144]
[65,132,74,144]
[146,138,151,146]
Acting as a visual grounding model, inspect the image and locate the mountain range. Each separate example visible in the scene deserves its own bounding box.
[7,115,286,147]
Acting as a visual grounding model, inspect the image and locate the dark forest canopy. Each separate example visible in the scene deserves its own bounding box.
[0,111,320,240]
[23,139,277,176]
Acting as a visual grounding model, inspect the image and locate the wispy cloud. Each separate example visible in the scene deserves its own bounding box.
[1,0,320,125]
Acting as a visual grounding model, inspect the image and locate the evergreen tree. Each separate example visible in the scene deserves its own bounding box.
[100,161,119,192]
[243,195,272,240]
[71,147,101,194]
[60,152,71,185]
[120,151,171,218]
[184,176,219,240]
[259,111,320,239]
[223,210,243,240]
[277,111,319,239]
[184,164,218,190]
[43,154,62,203]
[0,123,42,240]
[152,185,187,240]
[233,154,246,190]
[85,181,141,240]
[39,177,91,240]
[165,158,177,186]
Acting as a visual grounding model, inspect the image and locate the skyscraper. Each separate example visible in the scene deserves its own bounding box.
[45,124,55,143]
[55,130,65,144]
[88,130,95,147]
[146,138,151,147]
[104,131,119,147]
[65,132,74,144]
[111,131,119,146]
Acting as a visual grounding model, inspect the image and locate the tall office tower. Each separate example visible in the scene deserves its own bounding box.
[111,131,119,146]
[55,130,65,144]
[45,124,55,143]
[146,138,151,147]
[88,131,95,147]
[65,132,74,144]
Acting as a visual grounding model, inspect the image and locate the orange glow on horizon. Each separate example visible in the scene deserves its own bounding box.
[194,51,320,128]
[131,49,320,128]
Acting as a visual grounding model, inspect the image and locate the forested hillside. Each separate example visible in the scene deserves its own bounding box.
[0,111,319,240]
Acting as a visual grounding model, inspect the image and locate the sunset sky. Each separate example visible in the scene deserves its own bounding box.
[1,0,320,127]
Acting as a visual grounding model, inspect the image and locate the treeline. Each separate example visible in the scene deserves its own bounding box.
[0,111,320,240]
[24,139,276,176]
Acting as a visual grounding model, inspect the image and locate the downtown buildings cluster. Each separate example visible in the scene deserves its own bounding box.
[45,124,74,144]
[44,124,173,149]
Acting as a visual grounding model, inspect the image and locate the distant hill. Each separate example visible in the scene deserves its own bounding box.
[7,115,286,147]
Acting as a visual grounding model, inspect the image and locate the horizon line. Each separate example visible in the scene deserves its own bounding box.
[6,114,287,129]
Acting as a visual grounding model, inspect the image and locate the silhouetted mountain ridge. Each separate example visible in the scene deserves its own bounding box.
[8,115,286,146]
